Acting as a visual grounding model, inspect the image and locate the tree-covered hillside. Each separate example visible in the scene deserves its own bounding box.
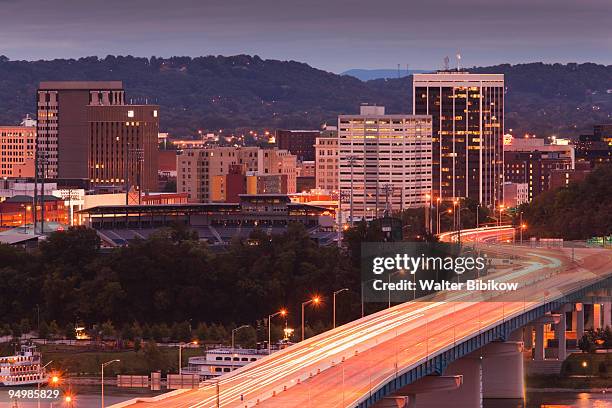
[522,164,612,240]
[0,55,610,137]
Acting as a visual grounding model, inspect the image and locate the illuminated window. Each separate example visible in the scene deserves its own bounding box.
[127,110,135,118]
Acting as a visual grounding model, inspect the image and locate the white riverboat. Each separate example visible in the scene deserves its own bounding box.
[0,344,47,386]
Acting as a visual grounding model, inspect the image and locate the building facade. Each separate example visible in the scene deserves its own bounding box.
[177,147,298,203]
[338,105,433,221]
[275,130,319,161]
[315,136,338,191]
[0,124,36,178]
[502,182,529,208]
[87,104,159,193]
[36,81,158,193]
[504,151,573,200]
[504,136,575,200]
[258,148,297,193]
[413,72,504,207]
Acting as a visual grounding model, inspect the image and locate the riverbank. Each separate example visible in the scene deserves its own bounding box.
[39,343,204,376]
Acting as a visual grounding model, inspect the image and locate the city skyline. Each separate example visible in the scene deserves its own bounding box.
[0,0,610,72]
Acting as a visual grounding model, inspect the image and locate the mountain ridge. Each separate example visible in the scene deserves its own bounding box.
[0,55,610,138]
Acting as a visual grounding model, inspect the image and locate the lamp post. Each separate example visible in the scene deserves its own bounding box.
[452,199,458,231]
[388,270,405,308]
[37,360,53,408]
[361,278,376,318]
[267,309,287,355]
[231,325,250,370]
[424,194,431,234]
[101,359,120,408]
[178,340,198,375]
[347,155,357,226]
[519,212,526,245]
[333,289,349,329]
[436,198,441,235]
[498,204,505,226]
[301,297,320,341]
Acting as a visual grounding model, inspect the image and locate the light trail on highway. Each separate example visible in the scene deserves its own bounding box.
[113,227,612,408]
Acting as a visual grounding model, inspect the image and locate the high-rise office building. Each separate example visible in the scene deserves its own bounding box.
[338,105,432,221]
[413,72,504,207]
[37,81,125,179]
[87,104,160,193]
[36,81,159,192]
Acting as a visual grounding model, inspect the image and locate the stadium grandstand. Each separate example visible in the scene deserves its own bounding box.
[78,194,337,247]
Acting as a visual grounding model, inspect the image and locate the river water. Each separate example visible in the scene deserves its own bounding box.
[485,392,612,407]
[2,387,611,407]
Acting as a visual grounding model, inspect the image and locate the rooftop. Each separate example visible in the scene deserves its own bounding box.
[3,195,62,203]
[39,81,123,90]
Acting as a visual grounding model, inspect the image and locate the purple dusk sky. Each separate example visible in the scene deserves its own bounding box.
[1,0,610,72]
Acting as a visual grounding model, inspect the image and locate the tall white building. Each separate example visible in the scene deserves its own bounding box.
[338,105,433,221]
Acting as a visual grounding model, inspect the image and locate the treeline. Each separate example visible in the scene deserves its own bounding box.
[0,55,609,138]
[522,164,612,240]
[0,223,362,336]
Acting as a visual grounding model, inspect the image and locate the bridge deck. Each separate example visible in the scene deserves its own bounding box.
[114,237,611,408]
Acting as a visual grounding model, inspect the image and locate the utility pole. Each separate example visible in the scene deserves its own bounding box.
[346,155,357,225]
[126,147,144,205]
[37,152,48,235]
[381,184,394,216]
[337,191,349,246]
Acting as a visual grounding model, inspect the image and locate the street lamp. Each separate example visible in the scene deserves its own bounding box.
[178,340,198,375]
[101,359,120,408]
[301,296,321,341]
[388,270,405,308]
[37,360,53,408]
[424,194,431,234]
[333,289,349,329]
[361,278,376,318]
[267,309,287,355]
[231,325,250,370]
[436,197,441,235]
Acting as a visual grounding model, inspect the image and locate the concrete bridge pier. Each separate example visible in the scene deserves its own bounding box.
[378,358,478,408]
[554,305,570,360]
[575,303,585,339]
[534,324,545,361]
[593,303,602,330]
[523,326,533,350]
[532,313,560,361]
[377,396,415,408]
[481,342,525,399]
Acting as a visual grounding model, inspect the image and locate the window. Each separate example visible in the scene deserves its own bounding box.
[127,110,135,118]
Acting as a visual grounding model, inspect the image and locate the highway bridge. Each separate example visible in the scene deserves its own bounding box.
[111,227,612,408]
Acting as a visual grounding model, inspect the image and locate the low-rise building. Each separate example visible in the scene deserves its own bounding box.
[177,147,296,203]
[502,182,529,208]
[504,136,575,201]
[315,137,338,191]
[0,120,36,178]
